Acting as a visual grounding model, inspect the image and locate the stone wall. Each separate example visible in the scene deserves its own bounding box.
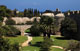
[3,17,40,25]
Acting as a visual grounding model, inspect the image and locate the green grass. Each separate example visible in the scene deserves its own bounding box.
[25,29,30,33]
[6,36,27,44]
[22,36,43,51]
[22,46,40,51]
[22,36,69,51]
[51,36,69,48]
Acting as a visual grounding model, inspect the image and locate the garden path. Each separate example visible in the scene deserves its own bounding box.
[51,46,64,49]
[21,34,32,47]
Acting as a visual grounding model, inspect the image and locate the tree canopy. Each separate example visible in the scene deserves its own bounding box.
[60,17,77,39]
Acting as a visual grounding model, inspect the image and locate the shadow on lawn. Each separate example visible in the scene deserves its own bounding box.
[31,42,42,47]
[56,37,71,40]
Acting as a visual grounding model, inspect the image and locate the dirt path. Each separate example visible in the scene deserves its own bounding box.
[21,35,32,47]
[51,46,64,49]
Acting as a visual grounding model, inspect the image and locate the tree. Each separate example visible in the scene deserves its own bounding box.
[60,17,77,39]
[40,37,53,51]
[24,9,27,17]
[2,25,20,36]
[39,16,57,38]
[30,24,41,36]
[18,12,24,17]
[5,18,16,25]
[0,37,20,51]
[0,16,4,22]
[34,9,40,16]
[14,9,17,17]
[0,5,12,17]
[0,27,6,37]
[0,5,7,17]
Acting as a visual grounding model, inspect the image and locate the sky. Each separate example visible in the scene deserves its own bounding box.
[0,0,80,12]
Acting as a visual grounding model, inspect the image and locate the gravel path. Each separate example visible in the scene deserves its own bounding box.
[21,35,32,47]
[51,46,64,49]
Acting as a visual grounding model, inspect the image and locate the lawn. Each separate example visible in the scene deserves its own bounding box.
[6,36,27,44]
[25,28,30,33]
[22,35,70,51]
[51,35,69,48]
[22,36,43,51]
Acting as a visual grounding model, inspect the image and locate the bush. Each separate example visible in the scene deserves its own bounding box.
[65,40,80,51]
[40,37,53,51]
[5,18,16,25]
[0,37,20,51]
[26,21,33,25]
[2,25,20,36]
[0,27,6,37]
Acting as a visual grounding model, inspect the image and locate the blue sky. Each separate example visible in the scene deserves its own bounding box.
[0,0,80,11]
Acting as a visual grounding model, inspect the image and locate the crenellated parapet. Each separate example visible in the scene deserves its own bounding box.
[66,10,80,16]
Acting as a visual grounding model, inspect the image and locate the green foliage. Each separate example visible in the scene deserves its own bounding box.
[2,25,20,36]
[30,16,58,37]
[0,5,40,17]
[26,21,33,25]
[40,37,53,51]
[40,16,55,25]
[13,9,18,17]
[34,9,40,16]
[0,27,6,37]
[33,18,38,24]
[39,16,57,38]
[0,37,20,51]
[5,18,16,25]
[0,17,4,22]
[24,8,34,18]
[66,40,80,51]
[23,8,40,17]
[30,24,41,36]
[60,17,77,39]
[0,22,3,26]
[0,5,12,17]
[0,25,20,37]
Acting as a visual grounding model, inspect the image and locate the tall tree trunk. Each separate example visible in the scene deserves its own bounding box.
[47,33,50,38]
[43,32,46,37]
